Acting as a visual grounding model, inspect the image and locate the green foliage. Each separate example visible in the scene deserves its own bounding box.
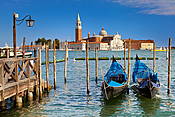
[35,38,47,45]
[41,59,65,65]
[35,38,60,49]
[147,57,158,60]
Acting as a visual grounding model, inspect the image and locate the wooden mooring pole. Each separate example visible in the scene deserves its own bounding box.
[34,48,39,97]
[166,47,168,60]
[153,42,156,72]
[15,60,22,108]
[95,47,98,84]
[167,38,172,94]
[64,42,68,83]
[38,48,43,99]
[34,48,37,58]
[124,41,126,72]
[53,40,57,89]
[127,39,131,85]
[86,39,90,94]
[45,44,49,92]
[6,49,9,58]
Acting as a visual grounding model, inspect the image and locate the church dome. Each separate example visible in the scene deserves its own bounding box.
[99,28,107,36]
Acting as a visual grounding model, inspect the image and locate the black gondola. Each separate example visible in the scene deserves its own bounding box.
[101,57,128,100]
[131,55,160,98]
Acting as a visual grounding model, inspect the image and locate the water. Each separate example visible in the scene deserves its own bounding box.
[0,50,175,117]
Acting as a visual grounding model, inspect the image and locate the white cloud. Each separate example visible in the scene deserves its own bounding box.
[112,0,175,15]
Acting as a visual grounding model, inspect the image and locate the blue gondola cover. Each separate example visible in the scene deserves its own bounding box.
[104,61,127,83]
[132,57,158,83]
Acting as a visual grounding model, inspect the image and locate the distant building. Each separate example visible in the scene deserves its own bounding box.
[68,41,109,50]
[60,14,155,51]
[124,39,154,50]
[68,14,124,51]
[75,13,82,42]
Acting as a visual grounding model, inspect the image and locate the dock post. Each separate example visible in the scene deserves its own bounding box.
[15,60,23,108]
[6,49,10,58]
[0,101,6,110]
[16,96,23,108]
[22,37,26,57]
[166,47,168,60]
[153,42,156,72]
[38,48,43,99]
[34,48,37,57]
[127,39,131,94]
[86,39,90,94]
[34,48,39,97]
[53,40,57,89]
[64,42,68,83]
[26,58,31,102]
[127,39,131,85]
[28,92,33,101]
[124,41,126,72]
[95,47,98,84]
[0,63,5,110]
[167,38,172,94]
[45,44,49,92]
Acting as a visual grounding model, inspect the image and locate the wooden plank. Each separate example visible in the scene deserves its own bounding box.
[18,60,28,79]
[4,63,16,81]
[28,60,37,75]
[4,82,17,89]
[4,63,11,73]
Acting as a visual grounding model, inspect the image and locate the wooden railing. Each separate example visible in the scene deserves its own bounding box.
[0,57,39,101]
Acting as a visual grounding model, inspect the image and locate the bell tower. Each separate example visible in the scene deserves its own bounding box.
[75,13,82,42]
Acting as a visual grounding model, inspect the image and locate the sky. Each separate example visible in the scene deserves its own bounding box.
[0,0,175,47]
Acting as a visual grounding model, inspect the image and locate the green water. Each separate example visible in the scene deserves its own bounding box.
[0,50,175,117]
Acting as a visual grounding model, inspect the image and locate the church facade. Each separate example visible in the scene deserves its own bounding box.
[68,14,124,51]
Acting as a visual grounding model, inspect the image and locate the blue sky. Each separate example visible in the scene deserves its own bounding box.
[0,0,175,47]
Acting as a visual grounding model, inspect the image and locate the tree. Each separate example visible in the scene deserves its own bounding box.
[35,38,47,45]
[35,38,60,49]
[55,39,60,49]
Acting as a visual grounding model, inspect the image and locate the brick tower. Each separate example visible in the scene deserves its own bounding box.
[75,13,82,42]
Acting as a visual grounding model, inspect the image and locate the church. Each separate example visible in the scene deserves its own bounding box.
[67,14,124,51]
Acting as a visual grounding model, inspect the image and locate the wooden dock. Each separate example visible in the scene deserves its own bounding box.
[0,56,47,108]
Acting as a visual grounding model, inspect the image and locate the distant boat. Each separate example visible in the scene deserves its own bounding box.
[12,51,32,57]
[111,48,126,51]
[0,46,32,58]
[151,47,167,51]
[101,57,128,100]
[131,55,160,98]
